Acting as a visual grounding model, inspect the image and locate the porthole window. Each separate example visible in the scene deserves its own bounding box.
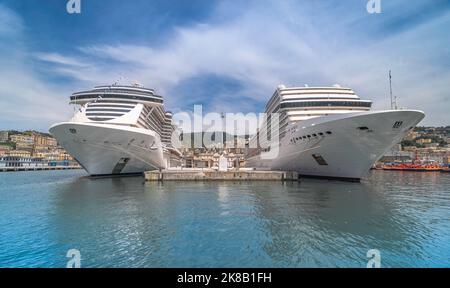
[326,131,332,135]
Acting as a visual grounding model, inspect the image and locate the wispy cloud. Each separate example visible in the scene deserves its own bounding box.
[35,52,90,67]
[0,3,23,36]
[0,4,73,130]
[0,0,449,131]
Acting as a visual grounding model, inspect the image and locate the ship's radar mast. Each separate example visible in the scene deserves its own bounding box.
[132,81,143,87]
[389,70,398,110]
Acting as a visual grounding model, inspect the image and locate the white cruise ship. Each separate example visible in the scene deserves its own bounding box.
[246,85,425,181]
[50,83,181,176]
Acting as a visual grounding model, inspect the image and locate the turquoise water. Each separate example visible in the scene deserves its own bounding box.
[0,170,449,268]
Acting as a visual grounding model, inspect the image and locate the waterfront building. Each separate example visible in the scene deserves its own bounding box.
[9,134,34,145]
[50,83,182,176]
[404,131,419,141]
[444,155,450,165]
[33,134,57,147]
[0,145,11,156]
[15,142,34,152]
[218,154,228,171]
[0,156,45,168]
[33,149,73,161]
[416,138,432,145]
[5,133,63,156]
[7,150,32,158]
[400,145,449,164]
[181,145,246,169]
[424,143,439,148]
[9,134,34,152]
[0,131,9,142]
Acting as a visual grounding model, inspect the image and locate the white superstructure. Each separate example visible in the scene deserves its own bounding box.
[50,84,181,176]
[246,85,425,181]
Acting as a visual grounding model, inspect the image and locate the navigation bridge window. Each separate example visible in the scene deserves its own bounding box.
[280,101,372,109]
[70,94,163,103]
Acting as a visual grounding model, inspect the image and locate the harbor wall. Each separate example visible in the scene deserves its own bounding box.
[145,170,300,181]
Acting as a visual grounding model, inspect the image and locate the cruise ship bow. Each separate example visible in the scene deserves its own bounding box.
[246,85,425,181]
[50,84,181,176]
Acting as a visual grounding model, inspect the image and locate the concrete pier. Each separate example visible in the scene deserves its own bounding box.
[145,169,300,182]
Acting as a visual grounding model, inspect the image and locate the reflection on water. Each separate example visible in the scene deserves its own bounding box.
[0,170,449,267]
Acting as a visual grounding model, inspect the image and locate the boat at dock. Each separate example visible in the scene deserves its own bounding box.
[440,167,450,173]
[246,85,425,181]
[50,83,182,176]
[382,163,442,172]
[381,150,445,172]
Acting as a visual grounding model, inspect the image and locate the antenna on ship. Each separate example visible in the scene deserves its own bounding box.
[389,70,398,110]
[132,80,143,87]
[113,75,123,86]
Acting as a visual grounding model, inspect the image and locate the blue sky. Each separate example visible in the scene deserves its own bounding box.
[0,0,449,131]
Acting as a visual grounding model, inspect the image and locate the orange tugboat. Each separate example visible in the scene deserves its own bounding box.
[382,163,441,172]
[382,151,442,172]
[441,167,450,173]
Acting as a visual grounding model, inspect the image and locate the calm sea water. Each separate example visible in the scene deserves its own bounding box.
[0,169,449,268]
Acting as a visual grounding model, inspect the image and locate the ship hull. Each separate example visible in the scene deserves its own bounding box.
[246,110,425,181]
[49,122,165,176]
